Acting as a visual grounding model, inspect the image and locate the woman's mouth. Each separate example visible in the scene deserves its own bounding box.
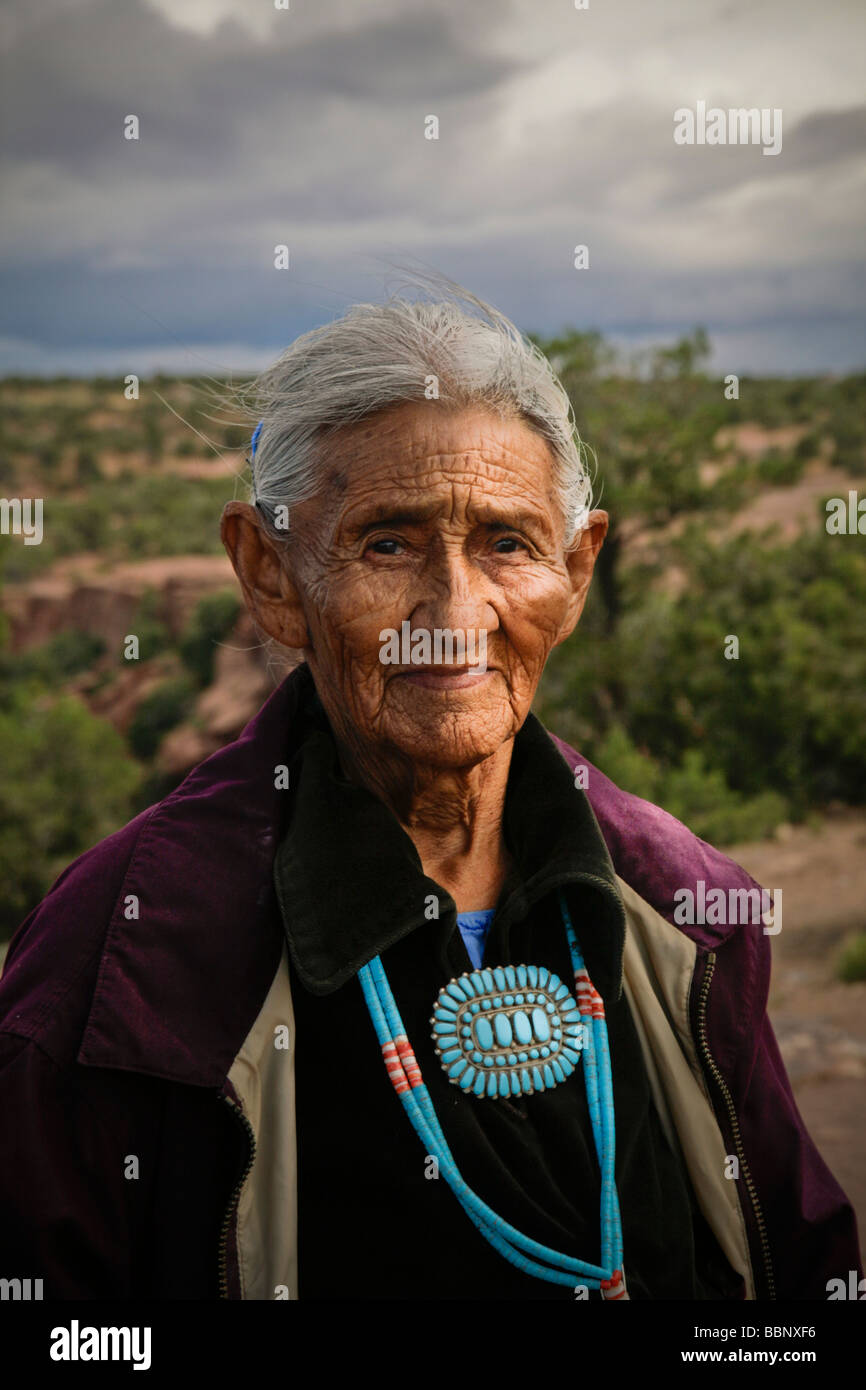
[395,667,492,690]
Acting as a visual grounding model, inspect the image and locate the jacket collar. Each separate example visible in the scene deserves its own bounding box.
[273,694,627,1002]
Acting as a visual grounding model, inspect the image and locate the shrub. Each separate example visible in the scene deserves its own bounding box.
[0,630,106,688]
[75,447,104,483]
[794,431,821,461]
[0,687,140,937]
[221,423,249,450]
[837,934,866,984]
[127,676,196,759]
[587,727,790,847]
[590,725,661,803]
[142,406,163,463]
[179,589,241,686]
[129,589,171,660]
[757,451,806,486]
[659,749,789,846]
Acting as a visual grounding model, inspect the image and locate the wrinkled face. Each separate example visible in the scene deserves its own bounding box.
[284,401,596,769]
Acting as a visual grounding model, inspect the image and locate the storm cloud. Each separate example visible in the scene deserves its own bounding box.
[0,0,863,374]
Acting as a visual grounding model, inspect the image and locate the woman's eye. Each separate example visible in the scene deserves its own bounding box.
[367,538,403,555]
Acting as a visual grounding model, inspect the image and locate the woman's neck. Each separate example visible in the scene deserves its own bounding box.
[334,733,514,913]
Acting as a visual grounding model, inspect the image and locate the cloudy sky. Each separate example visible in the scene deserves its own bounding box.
[1,0,863,376]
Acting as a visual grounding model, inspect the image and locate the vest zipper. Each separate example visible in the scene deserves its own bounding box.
[217,1092,257,1300]
[694,950,776,1300]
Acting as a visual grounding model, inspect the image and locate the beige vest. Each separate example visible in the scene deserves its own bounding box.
[226,875,756,1299]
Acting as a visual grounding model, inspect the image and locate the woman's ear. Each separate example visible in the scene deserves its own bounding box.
[554,509,609,645]
[220,501,311,650]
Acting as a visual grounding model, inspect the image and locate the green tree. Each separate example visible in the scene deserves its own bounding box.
[0,686,140,937]
[535,327,726,630]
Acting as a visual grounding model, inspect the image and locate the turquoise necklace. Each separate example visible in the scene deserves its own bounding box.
[357,889,627,1297]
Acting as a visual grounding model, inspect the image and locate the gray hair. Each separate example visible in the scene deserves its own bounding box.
[244,271,594,549]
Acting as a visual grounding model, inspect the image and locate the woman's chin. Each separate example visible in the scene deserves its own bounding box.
[381,701,518,768]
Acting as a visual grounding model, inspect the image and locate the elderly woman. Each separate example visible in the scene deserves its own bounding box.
[0,282,859,1303]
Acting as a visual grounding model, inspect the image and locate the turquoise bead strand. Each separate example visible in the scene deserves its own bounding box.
[560,893,623,1275]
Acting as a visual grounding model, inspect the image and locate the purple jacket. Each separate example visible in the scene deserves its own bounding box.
[0,663,860,1299]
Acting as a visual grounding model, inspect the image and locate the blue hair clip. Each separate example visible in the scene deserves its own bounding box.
[250,420,264,459]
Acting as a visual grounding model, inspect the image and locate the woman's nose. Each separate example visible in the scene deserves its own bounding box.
[411,547,495,634]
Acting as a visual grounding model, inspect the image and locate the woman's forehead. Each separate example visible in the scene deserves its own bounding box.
[323,400,555,484]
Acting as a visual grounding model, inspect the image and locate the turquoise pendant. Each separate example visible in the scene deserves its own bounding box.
[430,964,588,1099]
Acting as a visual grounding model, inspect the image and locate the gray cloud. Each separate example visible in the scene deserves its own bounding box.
[0,0,863,374]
